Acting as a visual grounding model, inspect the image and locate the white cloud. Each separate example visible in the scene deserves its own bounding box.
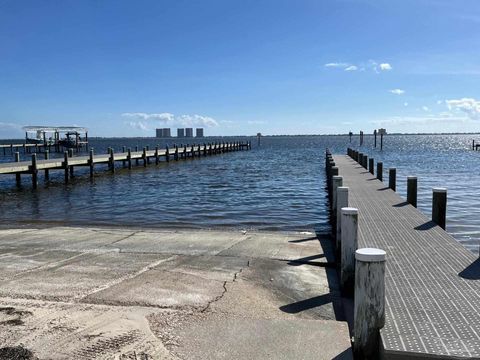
[324,60,392,73]
[122,112,219,131]
[324,62,349,68]
[422,106,430,111]
[446,98,480,120]
[389,89,405,95]
[404,102,409,107]
[437,100,443,105]
[379,63,392,71]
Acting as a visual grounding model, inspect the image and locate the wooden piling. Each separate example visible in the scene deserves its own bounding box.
[174,146,179,161]
[340,207,358,297]
[127,148,132,169]
[155,146,160,165]
[354,248,386,359]
[165,146,170,162]
[122,146,127,166]
[143,147,147,167]
[89,149,94,177]
[389,168,396,191]
[31,154,38,189]
[44,150,50,181]
[407,176,417,207]
[377,162,383,181]
[432,188,447,230]
[63,151,69,184]
[135,146,139,165]
[15,152,21,187]
[336,186,349,258]
[109,148,115,173]
[369,158,374,174]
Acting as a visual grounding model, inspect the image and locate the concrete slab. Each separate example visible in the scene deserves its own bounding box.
[0,226,353,359]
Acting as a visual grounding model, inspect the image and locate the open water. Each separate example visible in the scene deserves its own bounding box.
[0,134,479,253]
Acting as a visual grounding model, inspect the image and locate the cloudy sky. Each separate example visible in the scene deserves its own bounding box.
[1,0,480,138]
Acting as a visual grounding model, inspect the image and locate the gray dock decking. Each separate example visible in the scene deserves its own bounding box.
[333,154,480,359]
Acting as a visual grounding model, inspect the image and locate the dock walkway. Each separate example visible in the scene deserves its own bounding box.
[0,142,249,188]
[333,154,480,359]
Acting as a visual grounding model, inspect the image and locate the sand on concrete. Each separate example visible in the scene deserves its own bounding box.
[0,226,352,359]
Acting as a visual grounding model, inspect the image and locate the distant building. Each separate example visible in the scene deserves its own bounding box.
[196,128,204,137]
[378,128,387,135]
[156,128,171,137]
[185,128,193,137]
[177,128,185,138]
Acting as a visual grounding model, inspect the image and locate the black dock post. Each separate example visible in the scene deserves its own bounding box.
[369,158,374,174]
[89,149,95,177]
[432,188,447,230]
[407,176,417,207]
[377,162,383,181]
[127,148,132,169]
[31,153,38,189]
[63,151,69,184]
[389,168,396,191]
[44,150,50,181]
[15,152,21,187]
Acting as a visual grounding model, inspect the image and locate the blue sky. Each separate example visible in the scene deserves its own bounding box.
[1,0,480,138]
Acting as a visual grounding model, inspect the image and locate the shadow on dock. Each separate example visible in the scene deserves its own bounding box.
[459,258,480,280]
[414,221,437,231]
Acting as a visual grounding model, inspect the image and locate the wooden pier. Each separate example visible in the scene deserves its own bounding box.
[330,150,480,359]
[0,142,250,188]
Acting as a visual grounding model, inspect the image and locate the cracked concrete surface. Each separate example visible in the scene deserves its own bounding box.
[0,226,352,359]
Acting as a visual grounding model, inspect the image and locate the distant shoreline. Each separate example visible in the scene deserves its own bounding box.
[1,132,480,141]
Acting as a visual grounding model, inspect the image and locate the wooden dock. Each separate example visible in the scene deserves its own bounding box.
[332,152,480,358]
[0,142,250,188]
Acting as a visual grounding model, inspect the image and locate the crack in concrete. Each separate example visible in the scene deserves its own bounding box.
[200,259,250,313]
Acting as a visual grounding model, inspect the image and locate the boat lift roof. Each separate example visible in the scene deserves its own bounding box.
[23,126,88,133]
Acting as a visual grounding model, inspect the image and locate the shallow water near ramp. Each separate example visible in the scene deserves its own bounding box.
[0,134,479,252]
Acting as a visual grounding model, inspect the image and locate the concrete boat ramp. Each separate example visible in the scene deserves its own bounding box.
[0,226,352,359]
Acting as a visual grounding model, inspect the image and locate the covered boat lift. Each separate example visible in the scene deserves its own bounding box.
[23,126,88,152]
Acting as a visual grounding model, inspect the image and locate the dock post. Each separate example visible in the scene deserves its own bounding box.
[135,146,139,165]
[407,176,417,207]
[127,148,132,169]
[329,166,339,202]
[191,144,195,158]
[146,146,150,164]
[68,148,74,158]
[389,168,396,191]
[332,176,343,236]
[336,186,349,255]
[174,146,179,161]
[89,149,94,177]
[143,147,147,167]
[354,248,386,359]
[166,146,170,162]
[155,146,159,165]
[380,133,384,150]
[109,148,115,173]
[473,140,475,151]
[374,130,377,148]
[31,154,38,189]
[44,150,50,181]
[358,152,363,165]
[377,162,383,181]
[363,155,368,169]
[340,207,357,297]
[122,146,126,166]
[183,145,187,159]
[369,158,374,174]
[15,152,21,187]
[432,188,447,230]
[63,151,69,184]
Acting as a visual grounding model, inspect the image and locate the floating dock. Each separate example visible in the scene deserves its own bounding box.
[0,142,250,188]
[331,151,480,359]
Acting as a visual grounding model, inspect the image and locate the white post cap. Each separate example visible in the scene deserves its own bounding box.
[433,187,447,193]
[341,207,358,215]
[337,186,349,192]
[356,248,386,262]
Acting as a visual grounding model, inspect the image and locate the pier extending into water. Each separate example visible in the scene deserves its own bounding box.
[327,148,480,359]
[0,142,250,188]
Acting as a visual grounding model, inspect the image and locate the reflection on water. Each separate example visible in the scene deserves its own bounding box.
[0,134,479,253]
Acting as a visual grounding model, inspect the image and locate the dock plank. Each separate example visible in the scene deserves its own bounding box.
[333,154,480,359]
